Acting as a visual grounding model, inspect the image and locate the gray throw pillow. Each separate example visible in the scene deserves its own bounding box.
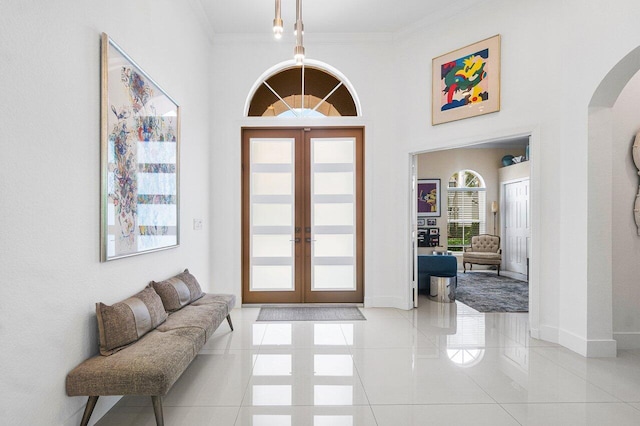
[96,284,168,356]
[151,269,204,312]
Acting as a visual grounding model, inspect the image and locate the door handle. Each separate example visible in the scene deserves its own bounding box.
[290,238,301,243]
[305,238,317,243]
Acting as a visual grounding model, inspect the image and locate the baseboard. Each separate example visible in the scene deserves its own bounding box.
[538,325,616,357]
[538,324,559,344]
[614,332,640,350]
[364,296,410,310]
[64,396,121,426]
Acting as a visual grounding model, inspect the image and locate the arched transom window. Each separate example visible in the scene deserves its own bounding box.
[247,64,359,117]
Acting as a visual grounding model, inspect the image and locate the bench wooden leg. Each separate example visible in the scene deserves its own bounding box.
[80,396,99,426]
[152,396,164,426]
[226,314,234,331]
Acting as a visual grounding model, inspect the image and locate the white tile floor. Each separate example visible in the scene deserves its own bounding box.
[96,296,640,425]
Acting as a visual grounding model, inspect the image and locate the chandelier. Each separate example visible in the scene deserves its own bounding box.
[273,0,305,64]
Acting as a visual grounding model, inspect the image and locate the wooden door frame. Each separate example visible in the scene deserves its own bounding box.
[241,126,364,304]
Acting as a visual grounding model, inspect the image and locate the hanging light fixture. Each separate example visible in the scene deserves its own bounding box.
[273,0,283,39]
[293,0,305,64]
[272,0,305,64]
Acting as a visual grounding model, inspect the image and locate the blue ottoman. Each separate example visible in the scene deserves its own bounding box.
[417,254,457,294]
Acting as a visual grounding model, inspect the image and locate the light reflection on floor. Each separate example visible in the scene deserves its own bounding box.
[96,295,640,425]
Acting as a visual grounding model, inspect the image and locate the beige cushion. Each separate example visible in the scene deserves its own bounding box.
[463,251,502,265]
[152,269,204,312]
[66,328,200,396]
[96,285,168,356]
[468,235,500,252]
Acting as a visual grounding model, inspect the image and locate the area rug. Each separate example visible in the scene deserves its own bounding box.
[455,272,529,313]
[257,306,366,321]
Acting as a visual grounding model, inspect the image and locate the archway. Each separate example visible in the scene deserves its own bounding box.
[587,45,640,355]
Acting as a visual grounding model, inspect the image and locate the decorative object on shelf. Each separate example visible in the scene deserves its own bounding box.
[633,131,640,235]
[429,228,439,235]
[417,179,441,217]
[432,35,501,125]
[427,218,437,226]
[501,154,514,166]
[101,33,180,261]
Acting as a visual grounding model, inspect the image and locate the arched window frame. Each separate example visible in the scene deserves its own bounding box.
[244,59,362,117]
[447,169,486,251]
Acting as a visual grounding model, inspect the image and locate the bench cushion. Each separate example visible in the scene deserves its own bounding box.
[96,285,168,356]
[152,269,205,312]
[66,328,201,396]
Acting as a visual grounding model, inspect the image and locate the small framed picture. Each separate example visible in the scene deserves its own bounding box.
[426,218,437,226]
[429,228,439,235]
[417,179,441,217]
[417,218,426,227]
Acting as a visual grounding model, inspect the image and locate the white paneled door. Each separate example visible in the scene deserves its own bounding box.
[504,179,530,275]
[242,128,364,304]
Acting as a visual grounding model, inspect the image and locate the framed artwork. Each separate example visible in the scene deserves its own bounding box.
[417,218,426,227]
[417,179,441,217]
[427,218,437,226]
[101,33,180,261]
[432,34,501,125]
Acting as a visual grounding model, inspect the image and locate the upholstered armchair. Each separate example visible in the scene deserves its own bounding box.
[462,234,502,275]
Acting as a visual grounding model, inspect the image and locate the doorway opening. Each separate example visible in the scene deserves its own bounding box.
[411,134,534,315]
[242,127,364,304]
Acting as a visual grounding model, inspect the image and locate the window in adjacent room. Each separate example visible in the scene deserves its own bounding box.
[447,170,486,251]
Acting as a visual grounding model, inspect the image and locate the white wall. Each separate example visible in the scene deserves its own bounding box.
[209,0,640,356]
[0,1,213,424]
[394,0,640,356]
[612,69,640,349]
[209,33,400,307]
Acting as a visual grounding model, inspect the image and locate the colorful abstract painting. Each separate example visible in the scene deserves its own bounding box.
[432,35,501,125]
[101,33,180,261]
[417,179,441,217]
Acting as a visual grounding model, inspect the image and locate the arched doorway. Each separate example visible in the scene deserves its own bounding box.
[588,45,640,353]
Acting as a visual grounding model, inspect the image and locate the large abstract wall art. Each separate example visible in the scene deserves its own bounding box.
[101,33,180,261]
[432,35,501,125]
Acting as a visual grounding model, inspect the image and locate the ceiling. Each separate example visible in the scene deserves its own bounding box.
[198,0,488,35]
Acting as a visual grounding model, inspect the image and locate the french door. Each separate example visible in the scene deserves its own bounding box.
[242,127,364,304]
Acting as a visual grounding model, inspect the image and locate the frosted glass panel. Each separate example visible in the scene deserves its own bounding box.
[253,203,293,226]
[313,139,354,164]
[314,265,354,290]
[314,234,353,257]
[314,204,354,226]
[252,265,293,290]
[253,173,292,195]
[252,139,293,164]
[314,172,353,195]
[253,235,292,257]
